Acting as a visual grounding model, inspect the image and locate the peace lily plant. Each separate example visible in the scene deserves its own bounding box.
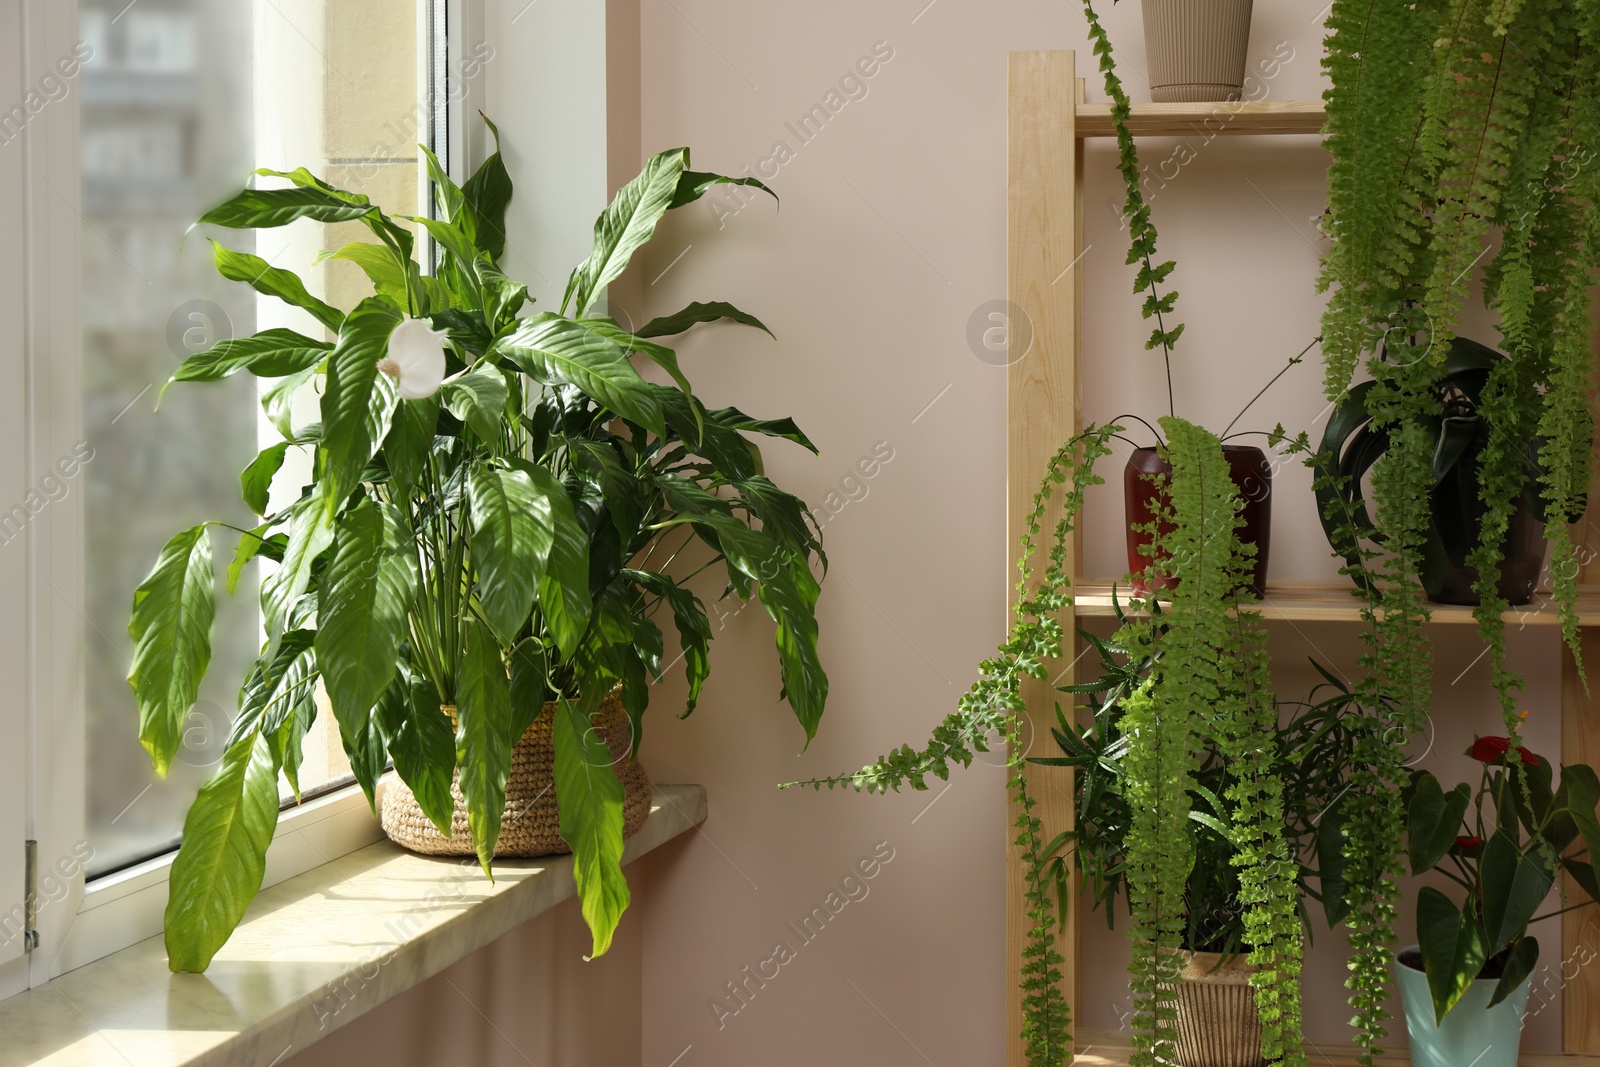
[129,121,829,971]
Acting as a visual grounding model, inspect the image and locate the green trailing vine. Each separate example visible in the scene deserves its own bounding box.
[1320,0,1600,1056]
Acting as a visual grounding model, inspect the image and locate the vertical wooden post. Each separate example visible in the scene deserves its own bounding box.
[1561,316,1600,1053]
[1006,51,1080,1067]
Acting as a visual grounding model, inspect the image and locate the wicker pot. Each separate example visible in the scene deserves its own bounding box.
[380,689,654,857]
[1172,951,1265,1067]
[1141,0,1255,102]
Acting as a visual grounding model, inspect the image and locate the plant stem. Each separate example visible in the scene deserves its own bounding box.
[1222,336,1320,439]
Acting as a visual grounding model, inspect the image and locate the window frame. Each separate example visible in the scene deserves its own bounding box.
[17,0,492,991]
[10,0,628,995]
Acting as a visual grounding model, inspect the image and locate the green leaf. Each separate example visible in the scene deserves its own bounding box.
[463,116,513,262]
[1416,885,1488,1024]
[1481,829,1555,954]
[318,242,413,305]
[227,525,284,596]
[210,241,344,333]
[376,671,457,836]
[554,695,629,958]
[1488,936,1539,1008]
[468,464,552,644]
[382,395,439,496]
[163,731,280,972]
[508,638,550,745]
[706,406,820,453]
[1561,765,1600,901]
[233,629,317,748]
[261,498,333,646]
[575,317,695,400]
[455,616,513,874]
[1409,774,1472,875]
[320,299,404,514]
[1315,797,1350,926]
[567,148,688,317]
[169,329,330,387]
[128,525,216,778]
[476,256,528,329]
[637,300,773,339]
[509,462,592,658]
[199,185,375,230]
[668,170,776,211]
[497,313,665,435]
[315,498,416,806]
[261,365,319,441]
[240,443,290,516]
[625,569,711,715]
[269,696,315,802]
[442,364,510,443]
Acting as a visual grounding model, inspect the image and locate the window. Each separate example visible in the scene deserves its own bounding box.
[79,0,433,879]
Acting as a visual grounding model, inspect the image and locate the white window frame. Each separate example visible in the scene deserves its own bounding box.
[7,0,629,998]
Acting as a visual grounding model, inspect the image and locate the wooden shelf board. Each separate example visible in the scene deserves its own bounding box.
[1075,100,1326,137]
[1070,578,1600,627]
[1074,1029,1600,1066]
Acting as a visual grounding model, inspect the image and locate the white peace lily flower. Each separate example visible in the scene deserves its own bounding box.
[378,318,449,400]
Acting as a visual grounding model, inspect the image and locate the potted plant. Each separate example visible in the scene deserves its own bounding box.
[1140,0,1255,102]
[1312,336,1578,606]
[1032,625,1363,1067]
[129,124,829,971]
[1394,735,1600,1067]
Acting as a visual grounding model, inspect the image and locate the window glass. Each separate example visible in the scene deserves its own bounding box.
[82,0,425,877]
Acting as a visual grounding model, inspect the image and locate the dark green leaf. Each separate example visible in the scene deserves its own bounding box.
[443,364,510,443]
[240,443,290,516]
[320,299,404,513]
[497,313,664,435]
[1482,829,1555,953]
[261,498,333,646]
[463,116,513,262]
[1409,774,1472,875]
[568,148,688,317]
[376,670,457,836]
[637,300,773,339]
[199,185,375,230]
[169,328,330,387]
[455,616,513,874]
[508,638,550,744]
[706,406,819,454]
[467,464,552,643]
[1417,885,1487,1024]
[1488,936,1539,1008]
[210,241,344,333]
[382,395,439,496]
[668,170,776,211]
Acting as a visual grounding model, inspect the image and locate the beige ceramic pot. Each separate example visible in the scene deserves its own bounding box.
[1172,951,1265,1067]
[1140,0,1255,103]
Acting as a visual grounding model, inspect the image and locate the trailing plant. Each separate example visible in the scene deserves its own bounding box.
[1036,646,1366,958]
[1400,735,1600,1023]
[130,126,829,971]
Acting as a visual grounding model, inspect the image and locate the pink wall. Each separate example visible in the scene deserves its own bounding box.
[628,1,1566,1063]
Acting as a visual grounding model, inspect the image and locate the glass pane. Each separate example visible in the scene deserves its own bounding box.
[82,0,424,877]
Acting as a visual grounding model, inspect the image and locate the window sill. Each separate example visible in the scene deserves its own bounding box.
[0,784,707,1067]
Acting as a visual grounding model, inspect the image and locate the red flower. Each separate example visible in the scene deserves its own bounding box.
[1453,836,1483,850]
[1468,736,1540,766]
[1470,736,1511,762]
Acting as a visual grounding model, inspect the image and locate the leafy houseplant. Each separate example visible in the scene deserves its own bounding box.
[1313,337,1579,606]
[1033,628,1362,1067]
[1318,1,1600,1053]
[128,125,829,971]
[1395,736,1600,1067]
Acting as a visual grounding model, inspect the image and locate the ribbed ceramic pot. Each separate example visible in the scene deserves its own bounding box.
[1172,951,1265,1067]
[1394,946,1533,1067]
[1140,0,1255,102]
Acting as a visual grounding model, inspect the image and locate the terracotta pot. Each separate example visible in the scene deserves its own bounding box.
[1125,445,1272,599]
[1428,491,1547,606]
[1172,951,1266,1067]
[1141,0,1255,103]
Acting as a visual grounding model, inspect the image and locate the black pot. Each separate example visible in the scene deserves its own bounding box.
[1427,491,1546,606]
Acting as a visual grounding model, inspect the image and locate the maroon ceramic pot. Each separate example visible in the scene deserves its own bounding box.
[1124,444,1272,599]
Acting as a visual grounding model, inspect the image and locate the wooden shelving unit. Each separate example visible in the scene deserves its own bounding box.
[1070,579,1600,627]
[1006,51,1600,1067]
[1071,1030,1600,1067]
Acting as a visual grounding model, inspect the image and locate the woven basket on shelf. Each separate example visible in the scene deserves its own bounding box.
[380,689,654,858]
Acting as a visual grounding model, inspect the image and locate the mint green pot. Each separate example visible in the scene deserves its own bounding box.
[1394,946,1532,1067]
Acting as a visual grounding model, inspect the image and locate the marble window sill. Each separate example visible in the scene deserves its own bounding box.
[0,784,707,1067]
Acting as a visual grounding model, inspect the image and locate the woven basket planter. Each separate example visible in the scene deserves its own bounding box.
[380,689,654,858]
[1172,951,1265,1067]
[1140,0,1255,102]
